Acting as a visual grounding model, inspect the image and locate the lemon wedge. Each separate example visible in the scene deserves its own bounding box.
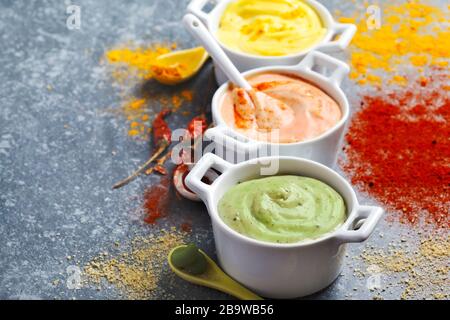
[151,47,209,85]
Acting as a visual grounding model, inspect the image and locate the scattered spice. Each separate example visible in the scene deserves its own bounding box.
[83,229,185,299]
[106,45,174,80]
[360,235,449,300]
[171,116,211,200]
[181,90,194,102]
[143,174,171,225]
[104,44,195,139]
[173,115,210,191]
[152,110,172,143]
[181,222,192,233]
[151,63,187,84]
[123,98,149,137]
[153,164,168,175]
[113,110,172,189]
[339,2,449,86]
[171,95,183,110]
[121,114,209,225]
[115,91,193,140]
[186,116,208,140]
[341,76,450,227]
[145,151,172,175]
[141,112,205,178]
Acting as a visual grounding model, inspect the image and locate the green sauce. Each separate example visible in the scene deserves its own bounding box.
[218,176,346,244]
[171,244,207,275]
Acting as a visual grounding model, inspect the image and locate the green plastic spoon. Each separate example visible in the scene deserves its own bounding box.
[168,245,263,300]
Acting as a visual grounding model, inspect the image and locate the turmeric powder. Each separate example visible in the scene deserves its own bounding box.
[122,98,150,137]
[104,43,195,140]
[118,92,194,140]
[339,1,449,86]
[181,90,193,101]
[150,63,187,83]
[106,45,173,80]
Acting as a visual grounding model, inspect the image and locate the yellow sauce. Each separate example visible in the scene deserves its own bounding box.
[217,0,327,56]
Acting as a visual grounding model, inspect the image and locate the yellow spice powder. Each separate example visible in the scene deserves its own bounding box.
[361,235,449,300]
[83,228,186,299]
[181,90,193,101]
[117,92,194,139]
[339,1,450,86]
[121,98,147,137]
[106,45,173,80]
[104,43,195,140]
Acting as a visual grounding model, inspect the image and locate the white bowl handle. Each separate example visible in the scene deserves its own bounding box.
[296,51,350,86]
[205,125,260,156]
[332,205,384,244]
[318,23,357,52]
[185,153,233,203]
[187,0,211,26]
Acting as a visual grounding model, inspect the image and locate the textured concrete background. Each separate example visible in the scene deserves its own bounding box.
[0,0,444,299]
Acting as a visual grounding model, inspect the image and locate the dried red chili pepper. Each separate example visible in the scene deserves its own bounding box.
[144,115,209,176]
[113,110,172,189]
[142,115,209,224]
[152,109,172,144]
[187,116,208,140]
[153,164,167,175]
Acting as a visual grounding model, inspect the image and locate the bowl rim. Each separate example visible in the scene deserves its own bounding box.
[204,156,360,249]
[210,64,350,147]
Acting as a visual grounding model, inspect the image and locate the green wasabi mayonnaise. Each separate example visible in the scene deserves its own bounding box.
[171,244,207,275]
[218,176,346,244]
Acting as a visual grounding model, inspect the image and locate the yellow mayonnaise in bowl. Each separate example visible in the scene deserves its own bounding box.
[187,0,356,84]
[217,0,327,57]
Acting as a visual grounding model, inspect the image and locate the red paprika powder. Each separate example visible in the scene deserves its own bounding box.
[143,175,171,224]
[341,80,449,227]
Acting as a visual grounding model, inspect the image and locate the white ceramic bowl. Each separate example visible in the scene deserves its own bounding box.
[185,153,384,298]
[187,0,356,84]
[205,50,350,168]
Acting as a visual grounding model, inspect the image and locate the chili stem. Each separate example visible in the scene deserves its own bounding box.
[145,149,172,175]
[113,140,170,189]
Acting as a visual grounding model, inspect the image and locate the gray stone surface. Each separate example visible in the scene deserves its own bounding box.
[0,0,446,300]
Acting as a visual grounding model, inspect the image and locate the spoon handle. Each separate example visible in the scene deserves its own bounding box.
[183,14,252,90]
[219,275,264,300]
